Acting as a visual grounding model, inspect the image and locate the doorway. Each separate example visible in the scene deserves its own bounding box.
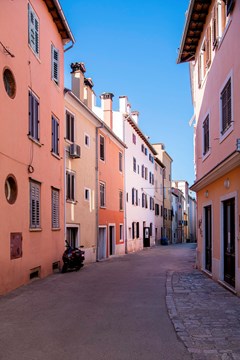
[98,227,107,260]
[223,198,235,288]
[109,225,115,256]
[204,205,212,273]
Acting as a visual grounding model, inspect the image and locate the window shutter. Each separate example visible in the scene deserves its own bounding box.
[132,188,135,205]
[51,45,59,84]
[206,26,211,68]
[28,4,39,55]
[30,181,40,228]
[221,78,231,134]
[52,188,59,228]
[212,3,219,49]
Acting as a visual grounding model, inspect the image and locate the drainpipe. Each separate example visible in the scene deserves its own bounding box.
[95,124,104,261]
[123,116,128,254]
[64,146,67,242]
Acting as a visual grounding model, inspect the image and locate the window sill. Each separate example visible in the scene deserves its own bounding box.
[51,151,61,160]
[66,199,77,204]
[219,125,234,144]
[52,227,61,231]
[218,18,232,51]
[100,206,106,209]
[29,228,42,232]
[28,45,41,63]
[202,150,211,162]
[28,135,42,147]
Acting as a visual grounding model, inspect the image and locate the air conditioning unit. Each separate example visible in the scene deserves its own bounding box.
[69,143,81,158]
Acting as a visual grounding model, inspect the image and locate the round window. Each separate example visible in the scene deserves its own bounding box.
[3,68,16,98]
[5,175,18,204]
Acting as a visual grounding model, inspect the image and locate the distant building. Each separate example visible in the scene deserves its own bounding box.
[153,144,173,243]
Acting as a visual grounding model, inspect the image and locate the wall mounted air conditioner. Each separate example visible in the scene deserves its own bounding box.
[69,143,81,158]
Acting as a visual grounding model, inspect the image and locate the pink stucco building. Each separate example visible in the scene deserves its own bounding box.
[178,0,240,294]
[0,0,74,294]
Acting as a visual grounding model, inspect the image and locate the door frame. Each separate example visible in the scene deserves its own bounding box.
[220,192,238,286]
[202,201,213,273]
[108,224,116,256]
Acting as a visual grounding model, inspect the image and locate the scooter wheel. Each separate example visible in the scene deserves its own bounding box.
[61,264,68,273]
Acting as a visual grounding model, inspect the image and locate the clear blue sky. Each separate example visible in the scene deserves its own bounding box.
[61,0,194,185]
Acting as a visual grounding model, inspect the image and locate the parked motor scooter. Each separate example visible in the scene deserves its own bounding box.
[61,241,85,273]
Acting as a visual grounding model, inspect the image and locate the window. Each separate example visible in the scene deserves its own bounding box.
[150,223,153,237]
[119,152,123,172]
[5,175,18,204]
[119,190,123,210]
[28,3,39,56]
[100,135,105,161]
[30,180,40,228]
[212,0,234,49]
[51,45,59,85]
[141,165,144,178]
[141,144,145,153]
[221,77,232,135]
[203,115,210,155]
[52,188,59,229]
[85,134,90,147]
[145,148,148,156]
[100,182,106,207]
[120,224,123,241]
[150,197,154,211]
[133,157,137,172]
[52,116,59,155]
[3,68,16,99]
[132,188,138,206]
[142,193,145,208]
[66,171,75,201]
[66,110,74,142]
[145,167,148,180]
[84,188,90,201]
[132,133,136,144]
[132,222,135,239]
[29,90,39,141]
[136,222,139,238]
[155,204,160,216]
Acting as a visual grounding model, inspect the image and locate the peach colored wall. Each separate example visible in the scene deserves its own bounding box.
[193,1,240,181]
[98,129,124,256]
[0,1,66,294]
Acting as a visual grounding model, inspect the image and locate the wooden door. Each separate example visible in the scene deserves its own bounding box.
[223,198,235,288]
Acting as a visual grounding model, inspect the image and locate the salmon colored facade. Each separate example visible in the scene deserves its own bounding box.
[98,113,125,259]
[0,0,74,294]
[178,0,240,293]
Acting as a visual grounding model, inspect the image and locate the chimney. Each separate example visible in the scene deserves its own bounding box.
[84,77,94,109]
[70,62,86,102]
[131,111,139,125]
[100,92,114,129]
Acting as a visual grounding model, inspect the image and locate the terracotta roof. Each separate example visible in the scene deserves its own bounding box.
[44,0,75,44]
[177,0,211,63]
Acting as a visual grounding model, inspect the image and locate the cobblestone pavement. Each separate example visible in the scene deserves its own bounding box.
[166,269,240,360]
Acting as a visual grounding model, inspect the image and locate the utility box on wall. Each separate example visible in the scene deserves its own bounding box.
[10,233,22,260]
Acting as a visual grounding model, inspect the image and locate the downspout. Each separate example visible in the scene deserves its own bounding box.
[123,116,128,254]
[95,124,104,261]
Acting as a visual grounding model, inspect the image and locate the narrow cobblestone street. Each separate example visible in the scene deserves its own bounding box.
[0,244,240,360]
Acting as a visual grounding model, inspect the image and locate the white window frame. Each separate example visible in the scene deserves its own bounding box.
[28,3,39,56]
[52,187,60,229]
[84,133,90,148]
[66,170,75,202]
[52,115,59,156]
[219,72,233,143]
[30,180,41,229]
[100,182,106,208]
[28,89,40,142]
[65,110,75,143]
[84,188,90,202]
[51,44,59,85]
[202,111,211,160]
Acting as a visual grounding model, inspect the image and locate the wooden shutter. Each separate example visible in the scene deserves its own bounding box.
[30,181,40,228]
[52,116,59,155]
[51,45,59,84]
[203,115,210,155]
[52,188,59,228]
[212,3,219,49]
[221,78,232,133]
[132,188,135,205]
[29,91,39,140]
[28,4,39,55]
[206,26,211,68]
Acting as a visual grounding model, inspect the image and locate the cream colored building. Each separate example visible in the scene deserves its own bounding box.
[153,143,173,243]
[64,62,98,263]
